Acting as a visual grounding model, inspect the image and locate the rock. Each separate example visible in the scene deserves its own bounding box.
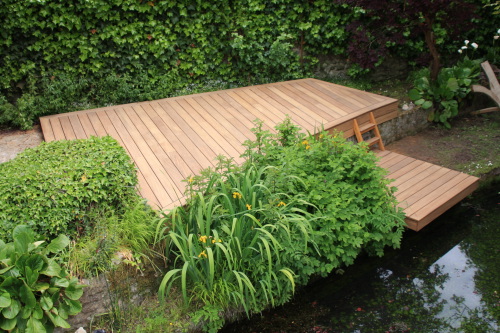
[75,328,87,333]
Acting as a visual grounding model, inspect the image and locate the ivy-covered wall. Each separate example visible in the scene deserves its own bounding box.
[0,0,358,90]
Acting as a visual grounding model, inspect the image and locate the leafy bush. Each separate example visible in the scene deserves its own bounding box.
[157,119,405,331]
[409,58,481,128]
[0,225,83,332]
[0,136,138,240]
[243,119,406,276]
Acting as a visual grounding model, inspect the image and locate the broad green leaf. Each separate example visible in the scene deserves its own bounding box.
[0,317,17,331]
[64,299,82,315]
[422,100,433,109]
[40,294,53,311]
[414,98,425,106]
[52,278,69,288]
[0,292,11,308]
[65,283,84,300]
[41,260,61,277]
[32,304,43,320]
[26,254,44,272]
[446,77,459,92]
[44,235,69,254]
[33,282,50,292]
[12,225,34,254]
[408,89,421,101]
[25,266,39,288]
[46,311,70,328]
[20,284,36,309]
[2,298,20,319]
[26,317,46,333]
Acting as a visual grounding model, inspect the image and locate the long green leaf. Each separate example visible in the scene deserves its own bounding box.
[158,268,181,302]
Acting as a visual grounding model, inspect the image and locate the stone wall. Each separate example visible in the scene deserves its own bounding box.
[315,55,409,82]
[378,105,430,145]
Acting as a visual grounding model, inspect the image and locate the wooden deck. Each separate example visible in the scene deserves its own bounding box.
[39,78,478,231]
[377,150,479,231]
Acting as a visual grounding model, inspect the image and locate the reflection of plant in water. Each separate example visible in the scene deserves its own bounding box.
[331,265,453,332]
[457,198,500,330]
[449,295,498,333]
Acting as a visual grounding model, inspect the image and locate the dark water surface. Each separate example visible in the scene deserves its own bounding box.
[221,180,500,333]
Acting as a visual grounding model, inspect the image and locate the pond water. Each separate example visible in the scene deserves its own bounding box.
[221,179,500,333]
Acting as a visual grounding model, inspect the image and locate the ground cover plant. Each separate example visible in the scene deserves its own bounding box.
[0,136,138,240]
[155,119,406,331]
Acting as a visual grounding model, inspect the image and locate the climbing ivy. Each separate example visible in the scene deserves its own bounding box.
[0,0,355,91]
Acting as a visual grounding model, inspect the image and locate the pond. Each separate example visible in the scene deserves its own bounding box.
[220,179,500,333]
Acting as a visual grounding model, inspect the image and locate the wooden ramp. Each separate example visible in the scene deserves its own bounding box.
[377,150,479,231]
[40,78,397,209]
[39,78,478,231]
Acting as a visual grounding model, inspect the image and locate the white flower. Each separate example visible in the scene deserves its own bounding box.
[458,49,463,54]
[497,29,500,34]
[461,46,468,49]
[464,40,469,45]
[471,42,478,49]
[495,36,499,40]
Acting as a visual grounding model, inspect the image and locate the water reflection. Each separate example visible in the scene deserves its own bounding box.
[220,181,499,333]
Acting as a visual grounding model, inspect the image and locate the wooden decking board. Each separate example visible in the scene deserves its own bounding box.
[77,113,97,137]
[252,86,323,127]
[134,104,194,178]
[39,78,478,231]
[377,151,479,231]
[291,81,349,117]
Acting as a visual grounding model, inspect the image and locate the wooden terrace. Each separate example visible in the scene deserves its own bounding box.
[40,78,479,231]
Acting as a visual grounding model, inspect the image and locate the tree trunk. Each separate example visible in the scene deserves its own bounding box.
[424,16,440,81]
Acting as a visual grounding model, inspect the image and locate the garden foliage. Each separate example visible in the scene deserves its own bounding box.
[156,119,405,331]
[0,136,138,241]
[0,225,83,332]
[409,58,481,128]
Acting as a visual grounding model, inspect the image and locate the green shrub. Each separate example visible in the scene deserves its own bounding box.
[243,119,406,278]
[157,119,405,331]
[0,136,138,241]
[409,57,481,128]
[0,225,83,332]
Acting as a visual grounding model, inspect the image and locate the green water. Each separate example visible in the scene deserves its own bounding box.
[221,180,500,333]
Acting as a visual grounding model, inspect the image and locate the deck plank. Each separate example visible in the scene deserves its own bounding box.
[39,78,477,228]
